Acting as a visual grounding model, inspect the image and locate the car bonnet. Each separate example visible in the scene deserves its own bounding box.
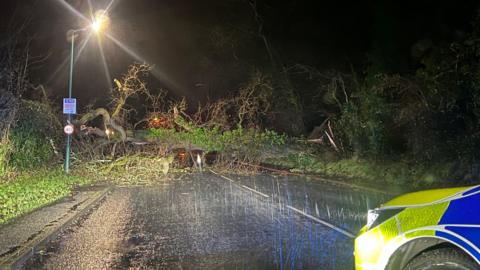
[379,185,480,209]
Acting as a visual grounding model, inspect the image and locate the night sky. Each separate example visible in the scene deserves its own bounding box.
[1,0,479,109]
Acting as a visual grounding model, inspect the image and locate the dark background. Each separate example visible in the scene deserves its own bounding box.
[1,0,479,111]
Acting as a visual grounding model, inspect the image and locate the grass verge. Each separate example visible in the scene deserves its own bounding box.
[264,152,473,191]
[0,169,92,224]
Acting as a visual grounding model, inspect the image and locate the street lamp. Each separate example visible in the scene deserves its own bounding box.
[64,11,109,173]
[92,10,110,34]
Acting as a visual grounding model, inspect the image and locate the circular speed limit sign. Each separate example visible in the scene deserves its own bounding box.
[64,124,74,135]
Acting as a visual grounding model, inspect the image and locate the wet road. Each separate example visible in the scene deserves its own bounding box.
[24,172,391,270]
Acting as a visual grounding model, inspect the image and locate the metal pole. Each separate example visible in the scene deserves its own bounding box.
[64,33,75,173]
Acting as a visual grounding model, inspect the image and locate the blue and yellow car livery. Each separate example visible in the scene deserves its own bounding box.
[355,185,480,270]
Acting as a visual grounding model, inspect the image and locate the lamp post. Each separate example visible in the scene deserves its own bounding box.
[64,11,109,173]
[64,29,79,173]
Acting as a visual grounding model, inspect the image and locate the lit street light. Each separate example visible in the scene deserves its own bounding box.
[92,10,110,34]
[64,11,109,173]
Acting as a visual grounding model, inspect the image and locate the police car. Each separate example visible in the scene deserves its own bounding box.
[355,185,480,270]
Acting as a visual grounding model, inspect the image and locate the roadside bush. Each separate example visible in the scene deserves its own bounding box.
[219,127,287,160]
[8,100,62,170]
[337,84,394,159]
[0,142,9,177]
[0,90,19,176]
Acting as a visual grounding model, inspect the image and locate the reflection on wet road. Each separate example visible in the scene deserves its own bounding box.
[25,173,391,270]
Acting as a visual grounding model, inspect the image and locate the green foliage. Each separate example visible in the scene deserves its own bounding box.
[0,169,91,224]
[267,152,455,190]
[288,152,318,171]
[148,126,287,160]
[0,141,10,176]
[329,17,480,166]
[219,127,287,159]
[148,126,223,151]
[288,16,480,176]
[7,100,61,170]
[9,131,54,169]
[15,100,61,140]
[405,24,480,162]
[337,80,394,158]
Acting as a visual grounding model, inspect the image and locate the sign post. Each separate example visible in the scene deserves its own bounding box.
[64,32,76,174]
[63,98,76,173]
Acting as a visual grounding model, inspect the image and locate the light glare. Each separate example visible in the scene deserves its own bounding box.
[92,10,109,34]
[92,20,101,32]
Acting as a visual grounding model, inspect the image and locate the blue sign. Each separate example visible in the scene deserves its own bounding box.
[63,98,77,114]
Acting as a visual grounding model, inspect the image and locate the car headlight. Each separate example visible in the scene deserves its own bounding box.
[366,208,405,230]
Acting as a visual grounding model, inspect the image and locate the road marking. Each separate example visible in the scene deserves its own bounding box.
[221,175,234,182]
[210,170,270,198]
[210,169,354,238]
[240,185,270,198]
[286,205,355,238]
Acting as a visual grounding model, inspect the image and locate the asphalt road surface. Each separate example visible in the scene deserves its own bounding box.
[23,172,390,270]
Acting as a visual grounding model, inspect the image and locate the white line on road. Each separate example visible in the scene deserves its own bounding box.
[210,170,270,198]
[240,185,270,198]
[209,170,233,182]
[286,205,355,238]
[221,175,234,182]
[210,169,354,238]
